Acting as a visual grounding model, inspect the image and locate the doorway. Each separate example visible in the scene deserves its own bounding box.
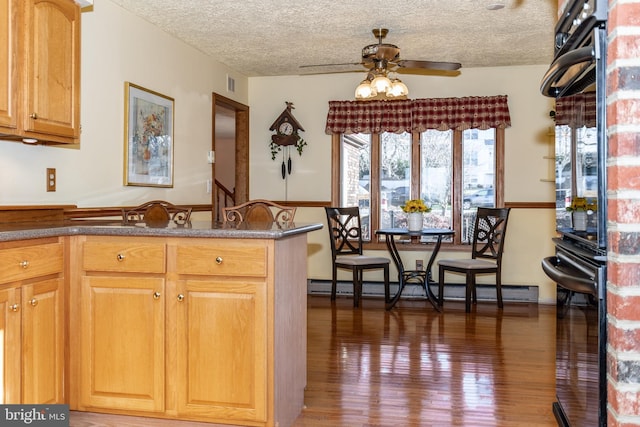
[212,93,249,220]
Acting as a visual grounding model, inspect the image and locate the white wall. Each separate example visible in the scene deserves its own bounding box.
[0,0,248,207]
[249,66,558,303]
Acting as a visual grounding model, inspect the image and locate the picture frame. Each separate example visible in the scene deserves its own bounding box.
[124,82,174,187]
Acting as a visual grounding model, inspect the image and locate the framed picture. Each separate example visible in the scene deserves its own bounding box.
[124,82,174,187]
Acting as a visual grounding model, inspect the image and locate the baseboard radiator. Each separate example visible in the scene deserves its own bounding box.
[307,280,539,303]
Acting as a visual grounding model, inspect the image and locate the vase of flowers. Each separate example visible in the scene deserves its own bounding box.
[401,199,431,232]
[566,197,597,232]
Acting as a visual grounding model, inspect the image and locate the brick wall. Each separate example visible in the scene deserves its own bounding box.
[605,0,640,426]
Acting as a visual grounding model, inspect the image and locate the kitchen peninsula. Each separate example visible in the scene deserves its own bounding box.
[0,218,322,427]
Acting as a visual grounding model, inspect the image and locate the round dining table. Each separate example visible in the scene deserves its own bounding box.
[376,228,455,310]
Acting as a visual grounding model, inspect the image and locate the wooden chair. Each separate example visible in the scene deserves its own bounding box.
[222,199,296,225]
[122,200,192,227]
[324,207,390,308]
[438,207,511,312]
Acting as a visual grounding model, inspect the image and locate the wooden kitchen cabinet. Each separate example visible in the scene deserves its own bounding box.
[71,234,308,427]
[173,241,269,422]
[0,0,19,131]
[0,238,64,404]
[77,238,166,413]
[0,0,80,144]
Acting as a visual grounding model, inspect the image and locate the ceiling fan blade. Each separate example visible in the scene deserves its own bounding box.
[298,68,369,76]
[299,62,364,69]
[396,59,462,71]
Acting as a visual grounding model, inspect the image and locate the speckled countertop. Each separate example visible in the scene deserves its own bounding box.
[0,220,323,242]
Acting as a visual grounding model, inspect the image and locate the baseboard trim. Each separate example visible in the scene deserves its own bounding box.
[307,279,539,303]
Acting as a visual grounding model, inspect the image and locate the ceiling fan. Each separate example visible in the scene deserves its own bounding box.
[300,28,461,100]
[300,28,462,75]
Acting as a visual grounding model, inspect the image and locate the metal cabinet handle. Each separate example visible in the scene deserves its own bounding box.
[153,292,161,300]
[20,260,29,269]
[10,304,19,312]
[30,298,38,307]
[177,294,184,302]
[215,256,223,264]
[29,112,38,119]
[116,253,125,261]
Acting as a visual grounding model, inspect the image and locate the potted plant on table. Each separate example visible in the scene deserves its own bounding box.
[401,199,431,231]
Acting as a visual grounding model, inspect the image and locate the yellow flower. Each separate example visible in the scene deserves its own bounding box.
[401,199,431,213]
[566,197,597,212]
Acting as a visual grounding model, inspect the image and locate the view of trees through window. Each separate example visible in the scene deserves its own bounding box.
[340,128,498,244]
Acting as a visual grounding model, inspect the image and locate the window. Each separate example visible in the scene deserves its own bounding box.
[335,127,504,246]
[327,95,510,246]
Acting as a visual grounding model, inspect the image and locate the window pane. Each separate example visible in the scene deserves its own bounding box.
[420,130,453,231]
[341,134,371,239]
[462,128,495,243]
[380,132,411,230]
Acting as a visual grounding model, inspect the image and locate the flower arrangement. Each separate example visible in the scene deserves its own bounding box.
[566,197,597,213]
[401,199,431,213]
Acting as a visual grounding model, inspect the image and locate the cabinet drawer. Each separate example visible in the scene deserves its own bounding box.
[0,243,63,284]
[176,242,267,277]
[83,241,166,273]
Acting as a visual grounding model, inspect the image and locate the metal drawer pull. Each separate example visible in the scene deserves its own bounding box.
[177,294,184,302]
[20,260,29,269]
[117,253,125,261]
[30,298,38,307]
[10,304,19,312]
[29,112,38,119]
[215,256,223,264]
[153,292,161,300]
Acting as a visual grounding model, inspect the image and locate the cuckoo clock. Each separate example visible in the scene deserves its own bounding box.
[269,102,306,179]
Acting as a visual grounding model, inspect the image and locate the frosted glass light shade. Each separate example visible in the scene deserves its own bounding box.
[355,81,377,99]
[371,75,392,93]
[387,79,409,97]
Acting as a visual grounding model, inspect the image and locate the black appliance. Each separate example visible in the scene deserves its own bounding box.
[540,0,608,426]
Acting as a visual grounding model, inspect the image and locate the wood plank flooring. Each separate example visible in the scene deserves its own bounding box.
[70,295,557,427]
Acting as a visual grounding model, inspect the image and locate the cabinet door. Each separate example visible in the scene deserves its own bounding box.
[0,0,18,130]
[21,278,64,404]
[24,0,79,139]
[80,276,165,413]
[176,278,267,423]
[0,287,21,404]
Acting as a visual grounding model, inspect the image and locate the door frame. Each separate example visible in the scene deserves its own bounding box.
[212,93,249,217]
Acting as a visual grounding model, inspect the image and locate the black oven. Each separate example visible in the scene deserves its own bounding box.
[542,237,606,426]
[540,0,608,426]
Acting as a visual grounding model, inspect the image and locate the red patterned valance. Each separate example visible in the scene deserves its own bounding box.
[324,99,412,134]
[554,92,596,128]
[325,95,511,135]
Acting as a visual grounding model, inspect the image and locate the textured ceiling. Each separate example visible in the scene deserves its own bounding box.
[107,0,558,77]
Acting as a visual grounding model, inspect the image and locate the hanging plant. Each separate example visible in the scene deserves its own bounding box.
[269,132,307,160]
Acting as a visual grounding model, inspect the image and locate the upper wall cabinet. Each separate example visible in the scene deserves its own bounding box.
[0,0,80,145]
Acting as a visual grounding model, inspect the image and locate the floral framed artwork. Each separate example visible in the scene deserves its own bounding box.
[124,82,174,187]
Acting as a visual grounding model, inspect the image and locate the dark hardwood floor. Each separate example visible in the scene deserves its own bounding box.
[70,295,557,427]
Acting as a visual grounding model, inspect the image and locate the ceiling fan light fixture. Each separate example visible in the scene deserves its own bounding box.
[355,79,377,99]
[371,74,392,93]
[387,79,409,98]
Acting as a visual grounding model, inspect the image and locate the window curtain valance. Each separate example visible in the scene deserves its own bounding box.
[553,92,596,128]
[325,95,511,135]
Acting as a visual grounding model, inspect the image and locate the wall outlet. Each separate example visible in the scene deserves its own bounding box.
[415,259,424,271]
[46,168,56,192]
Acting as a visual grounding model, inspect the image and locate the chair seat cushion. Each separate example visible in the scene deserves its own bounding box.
[438,259,497,270]
[335,255,389,266]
